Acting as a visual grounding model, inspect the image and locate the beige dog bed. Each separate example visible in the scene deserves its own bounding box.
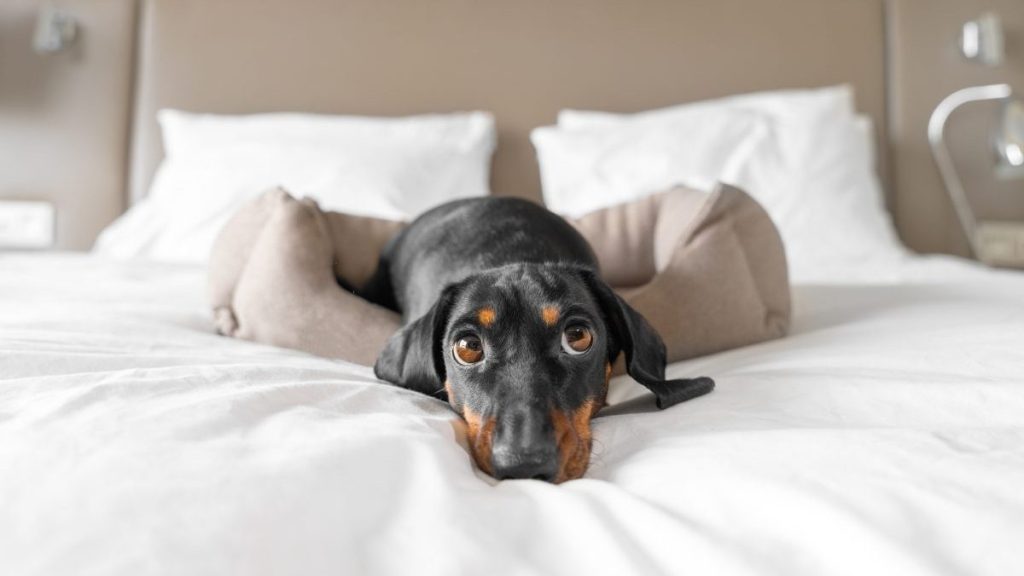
[209,183,790,370]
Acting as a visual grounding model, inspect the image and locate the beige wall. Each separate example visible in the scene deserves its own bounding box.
[888,0,1024,256]
[0,0,135,250]
[2,0,1022,254]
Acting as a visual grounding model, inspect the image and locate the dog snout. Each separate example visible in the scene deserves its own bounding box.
[490,405,558,481]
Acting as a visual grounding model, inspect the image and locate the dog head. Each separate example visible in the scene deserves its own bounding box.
[374,263,712,483]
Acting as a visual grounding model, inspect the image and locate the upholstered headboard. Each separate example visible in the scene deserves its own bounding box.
[129,0,887,204]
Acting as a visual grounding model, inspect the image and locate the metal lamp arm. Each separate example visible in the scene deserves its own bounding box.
[927,84,1012,255]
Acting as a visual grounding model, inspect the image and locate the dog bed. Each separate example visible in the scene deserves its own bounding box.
[209,183,790,370]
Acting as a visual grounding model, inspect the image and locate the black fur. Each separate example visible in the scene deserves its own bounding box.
[365,197,713,479]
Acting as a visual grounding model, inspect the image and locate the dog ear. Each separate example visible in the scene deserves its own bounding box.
[579,269,714,409]
[373,283,461,400]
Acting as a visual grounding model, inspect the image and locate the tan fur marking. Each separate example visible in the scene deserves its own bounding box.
[478,307,496,328]
[551,399,597,483]
[463,408,496,475]
[541,306,560,327]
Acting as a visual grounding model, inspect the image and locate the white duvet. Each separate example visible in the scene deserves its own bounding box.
[1,253,1023,576]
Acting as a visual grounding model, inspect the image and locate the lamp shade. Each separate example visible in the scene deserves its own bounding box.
[996,99,1024,176]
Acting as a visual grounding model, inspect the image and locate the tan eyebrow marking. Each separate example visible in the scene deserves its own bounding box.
[542,306,560,327]
[478,307,496,327]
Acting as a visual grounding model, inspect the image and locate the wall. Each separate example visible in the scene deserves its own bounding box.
[2,0,1021,254]
[888,0,1024,256]
[0,0,136,250]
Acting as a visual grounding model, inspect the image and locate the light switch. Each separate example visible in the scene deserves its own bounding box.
[0,200,56,249]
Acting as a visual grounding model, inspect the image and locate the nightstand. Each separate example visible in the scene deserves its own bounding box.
[977,222,1024,268]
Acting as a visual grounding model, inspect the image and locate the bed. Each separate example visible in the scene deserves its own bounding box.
[3,253,1022,574]
[3,0,1024,574]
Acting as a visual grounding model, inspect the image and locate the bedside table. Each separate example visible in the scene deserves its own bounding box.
[977,222,1024,268]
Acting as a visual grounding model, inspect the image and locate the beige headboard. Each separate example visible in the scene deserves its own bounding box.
[130,0,887,204]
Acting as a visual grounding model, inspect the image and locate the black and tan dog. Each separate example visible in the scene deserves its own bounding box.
[362,197,713,483]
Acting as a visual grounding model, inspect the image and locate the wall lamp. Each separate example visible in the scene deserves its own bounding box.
[927,11,1024,267]
[928,84,1022,263]
[32,2,78,54]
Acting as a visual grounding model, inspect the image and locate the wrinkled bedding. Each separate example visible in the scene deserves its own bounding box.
[1,253,1022,576]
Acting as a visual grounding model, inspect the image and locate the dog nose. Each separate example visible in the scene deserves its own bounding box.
[489,400,558,481]
[491,446,559,482]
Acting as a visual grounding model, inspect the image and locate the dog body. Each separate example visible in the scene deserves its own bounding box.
[365,197,712,482]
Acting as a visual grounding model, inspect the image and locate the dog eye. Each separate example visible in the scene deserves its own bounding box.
[561,325,593,355]
[453,335,484,365]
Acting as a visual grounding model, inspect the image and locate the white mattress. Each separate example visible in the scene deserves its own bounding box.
[2,253,1022,576]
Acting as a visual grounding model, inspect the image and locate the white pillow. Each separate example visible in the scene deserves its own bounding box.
[95,110,496,262]
[556,85,906,283]
[736,113,907,284]
[531,107,768,217]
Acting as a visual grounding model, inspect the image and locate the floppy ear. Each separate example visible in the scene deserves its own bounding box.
[373,284,460,400]
[580,269,715,409]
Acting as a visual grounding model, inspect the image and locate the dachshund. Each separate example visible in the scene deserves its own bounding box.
[361,197,713,483]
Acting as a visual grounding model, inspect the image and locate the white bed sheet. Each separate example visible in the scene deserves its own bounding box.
[1,253,1023,576]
